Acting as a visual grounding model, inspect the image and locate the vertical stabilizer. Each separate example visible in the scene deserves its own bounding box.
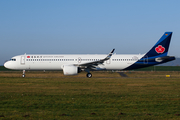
[143,32,172,58]
[124,32,174,70]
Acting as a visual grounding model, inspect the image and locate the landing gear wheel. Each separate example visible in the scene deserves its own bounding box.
[22,74,25,78]
[86,73,92,78]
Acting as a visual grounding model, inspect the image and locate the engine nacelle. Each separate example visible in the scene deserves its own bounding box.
[62,65,81,75]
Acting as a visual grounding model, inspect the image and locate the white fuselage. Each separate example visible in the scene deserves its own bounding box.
[4,54,144,71]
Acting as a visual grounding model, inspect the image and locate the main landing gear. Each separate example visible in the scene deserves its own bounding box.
[86,73,92,78]
[22,70,25,78]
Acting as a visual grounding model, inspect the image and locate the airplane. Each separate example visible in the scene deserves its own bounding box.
[4,32,175,78]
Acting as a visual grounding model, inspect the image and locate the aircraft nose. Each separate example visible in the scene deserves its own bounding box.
[4,62,8,68]
[4,61,12,69]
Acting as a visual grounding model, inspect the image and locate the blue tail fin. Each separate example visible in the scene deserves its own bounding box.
[143,32,172,58]
[124,32,175,70]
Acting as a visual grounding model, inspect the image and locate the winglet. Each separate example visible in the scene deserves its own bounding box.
[111,49,115,54]
[104,49,115,60]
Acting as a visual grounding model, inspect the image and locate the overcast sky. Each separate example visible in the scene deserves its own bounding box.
[1,0,180,65]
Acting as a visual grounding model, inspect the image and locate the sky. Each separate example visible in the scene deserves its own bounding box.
[1,0,180,65]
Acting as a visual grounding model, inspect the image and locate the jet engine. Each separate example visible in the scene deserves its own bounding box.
[62,65,81,75]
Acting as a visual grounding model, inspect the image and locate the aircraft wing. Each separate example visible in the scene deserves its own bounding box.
[77,49,115,70]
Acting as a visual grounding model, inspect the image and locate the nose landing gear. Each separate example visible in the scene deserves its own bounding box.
[22,70,25,78]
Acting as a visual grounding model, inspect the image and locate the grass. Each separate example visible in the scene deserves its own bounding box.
[1,66,180,72]
[0,71,180,119]
[134,66,180,71]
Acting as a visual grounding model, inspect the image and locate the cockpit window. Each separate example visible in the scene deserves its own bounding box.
[10,59,16,61]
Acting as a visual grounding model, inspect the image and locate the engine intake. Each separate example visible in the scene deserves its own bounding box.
[62,65,81,75]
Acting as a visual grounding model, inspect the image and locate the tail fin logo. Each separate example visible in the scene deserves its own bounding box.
[155,45,165,53]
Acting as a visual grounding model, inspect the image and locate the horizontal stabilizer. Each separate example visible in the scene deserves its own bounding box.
[155,56,175,62]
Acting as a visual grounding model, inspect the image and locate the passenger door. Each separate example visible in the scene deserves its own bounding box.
[143,55,148,64]
[21,56,25,65]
